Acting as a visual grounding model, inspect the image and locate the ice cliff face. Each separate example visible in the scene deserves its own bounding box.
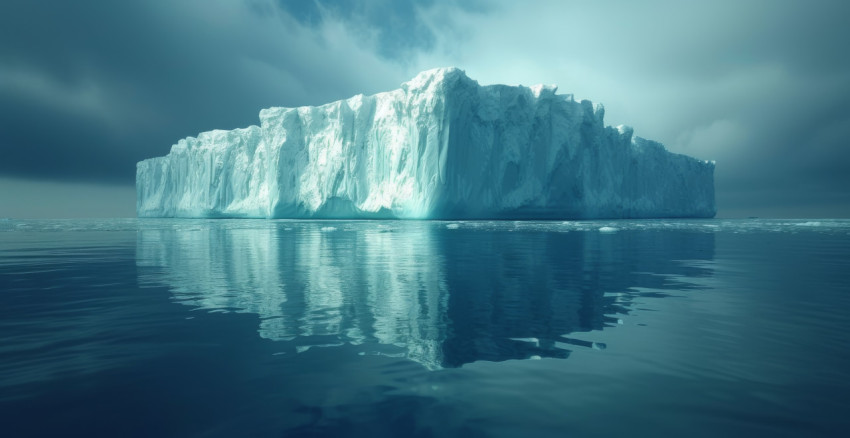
[136,68,715,219]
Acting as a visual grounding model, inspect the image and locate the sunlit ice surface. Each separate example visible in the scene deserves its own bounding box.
[1,218,849,437]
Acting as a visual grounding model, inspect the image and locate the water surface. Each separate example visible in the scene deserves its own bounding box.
[1,219,849,437]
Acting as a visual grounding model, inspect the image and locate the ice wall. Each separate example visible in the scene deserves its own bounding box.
[136,68,715,219]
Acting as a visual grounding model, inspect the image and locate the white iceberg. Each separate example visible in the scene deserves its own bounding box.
[136,68,715,219]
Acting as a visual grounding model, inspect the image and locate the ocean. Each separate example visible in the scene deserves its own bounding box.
[1,218,848,437]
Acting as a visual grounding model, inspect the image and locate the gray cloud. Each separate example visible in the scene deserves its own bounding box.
[269,0,492,59]
[272,0,434,60]
[0,0,417,185]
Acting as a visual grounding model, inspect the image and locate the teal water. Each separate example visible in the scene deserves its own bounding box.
[1,219,849,437]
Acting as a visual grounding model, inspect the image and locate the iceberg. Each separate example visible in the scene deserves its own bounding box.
[136,68,715,219]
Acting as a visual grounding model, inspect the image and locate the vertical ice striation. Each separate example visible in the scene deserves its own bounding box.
[136,68,715,218]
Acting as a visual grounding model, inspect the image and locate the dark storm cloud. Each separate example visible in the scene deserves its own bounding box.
[641,1,850,216]
[274,0,435,59]
[271,0,489,60]
[0,0,435,184]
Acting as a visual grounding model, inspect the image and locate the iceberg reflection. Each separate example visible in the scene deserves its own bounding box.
[136,220,714,369]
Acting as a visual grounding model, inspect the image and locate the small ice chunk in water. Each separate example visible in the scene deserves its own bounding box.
[509,337,540,347]
[599,226,619,233]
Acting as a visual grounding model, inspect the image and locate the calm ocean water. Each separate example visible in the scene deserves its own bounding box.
[1,218,849,437]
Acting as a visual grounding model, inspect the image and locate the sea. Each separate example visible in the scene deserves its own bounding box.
[1,218,849,437]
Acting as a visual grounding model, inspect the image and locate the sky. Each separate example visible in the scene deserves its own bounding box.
[1,0,849,218]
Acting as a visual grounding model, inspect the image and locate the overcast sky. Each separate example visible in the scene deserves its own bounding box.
[1,0,848,218]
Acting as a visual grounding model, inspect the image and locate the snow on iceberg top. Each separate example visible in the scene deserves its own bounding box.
[402,66,470,91]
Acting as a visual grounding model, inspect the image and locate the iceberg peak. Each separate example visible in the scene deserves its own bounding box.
[137,69,715,219]
[401,66,474,93]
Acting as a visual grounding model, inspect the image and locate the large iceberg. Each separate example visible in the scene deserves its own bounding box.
[136,68,715,219]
